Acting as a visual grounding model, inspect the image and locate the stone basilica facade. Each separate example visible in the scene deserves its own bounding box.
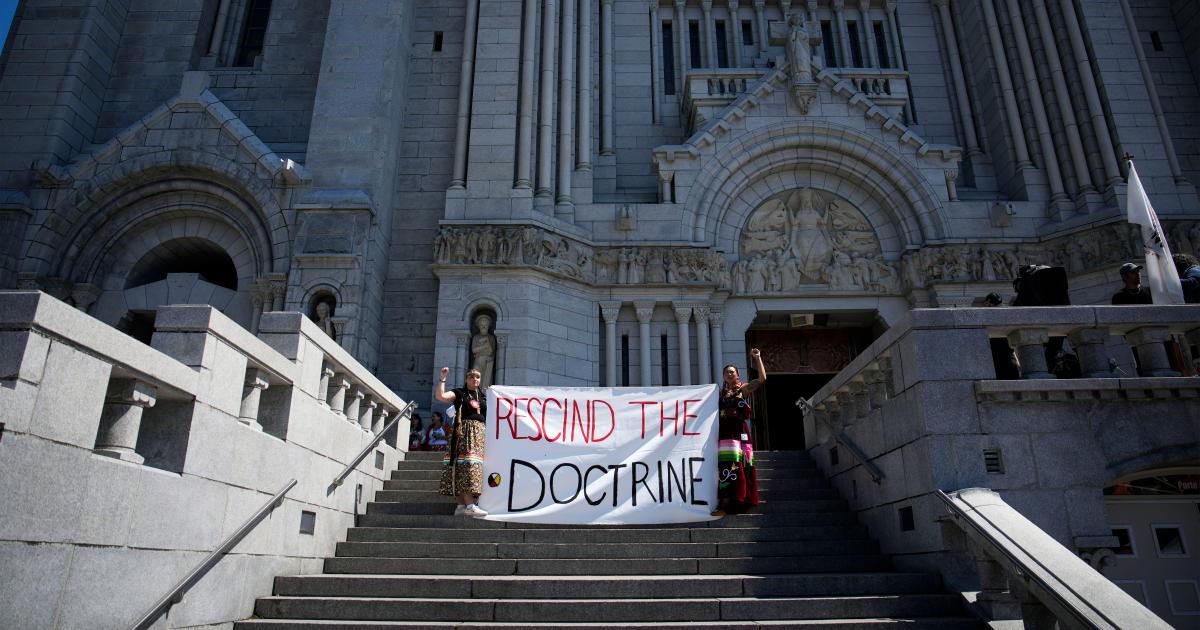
[2,0,1199,400]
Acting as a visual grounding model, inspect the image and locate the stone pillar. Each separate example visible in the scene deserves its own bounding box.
[636,302,655,386]
[885,1,903,69]
[249,291,265,335]
[833,0,852,67]
[1058,0,1121,186]
[318,364,334,408]
[728,0,743,68]
[95,380,157,464]
[496,332,509,386]
[1068,327,1114,378]
[701,0,716,67]
[1127,327,1180,377]
[601,302,621,387]
[694,307,711,384]
[556,0,577,215]
[753,0,768,59]
[945,169,959,201]
[602,0,618,148]
[360,398,377,432]
[515,0,538,188]
[450,0,480,188]
[980,0,1032,169]
[373,406,391,436]
[239,368,269,431]
[675,0,689,88]
[207,0,234,56]
[658,169,674,203]
[1004,0,1068,211]
[577,0,593,172]
[674,305,693,386]
[647,0,663,124]
[1030,0,1095,196]
[345,386,364,425]
[709,308,725,383]
[1007,329,1053,379]
[866,368,887,408]
[454,332,470,378]
[932,0,980,159]
[535,0,558,204]
[860,0,878,67]
[329,374,350,417]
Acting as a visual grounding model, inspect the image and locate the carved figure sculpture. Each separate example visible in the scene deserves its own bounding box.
[786,13,813,84]
[469,313,496,391]
[788,189,834,279]
[314,300,336,340]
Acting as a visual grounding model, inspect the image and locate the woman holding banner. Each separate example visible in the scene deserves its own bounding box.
[435,366,488,517]
[713,348,767,517]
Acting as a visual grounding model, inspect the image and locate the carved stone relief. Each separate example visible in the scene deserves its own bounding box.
[733,188,900,294]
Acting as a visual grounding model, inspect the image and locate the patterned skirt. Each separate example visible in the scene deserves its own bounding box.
[717,419,759,511]
[440,419,485,496]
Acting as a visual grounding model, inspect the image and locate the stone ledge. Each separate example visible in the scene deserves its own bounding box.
[975,377,1200,402]
[154,304,297,383]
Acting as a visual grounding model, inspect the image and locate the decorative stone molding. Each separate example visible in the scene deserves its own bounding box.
[975,378,1200,403]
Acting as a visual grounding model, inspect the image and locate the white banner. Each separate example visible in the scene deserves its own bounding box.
[477,384,719,524]
[1126,160,1185,304]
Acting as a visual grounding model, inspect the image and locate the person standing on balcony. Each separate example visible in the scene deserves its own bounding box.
[713,348,767,517]
[435,367,488,517]
[1112,262,1152,305]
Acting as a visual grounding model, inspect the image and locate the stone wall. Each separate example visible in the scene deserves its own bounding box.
[0,292,409,630]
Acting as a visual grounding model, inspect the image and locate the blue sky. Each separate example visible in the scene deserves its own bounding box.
[0,0,16,53]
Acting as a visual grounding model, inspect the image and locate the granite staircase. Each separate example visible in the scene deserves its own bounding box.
[238,450,980,629]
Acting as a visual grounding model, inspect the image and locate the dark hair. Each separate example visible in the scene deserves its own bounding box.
[983,292,1002,306]
[431,411,443,422]
[1174,253,1200,275]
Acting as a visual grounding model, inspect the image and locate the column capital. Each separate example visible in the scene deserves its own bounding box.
[107,380,158,408]
[727,0,739,10]
[332,374,352,390]
[831,0,844,11]
[657,169,674,183]
[600,301,622,322]
[634,302,656,323]
[859,0,871,10]
[701,0,713,11]
[675,0,687,9]
[692,306,710,324]
[673,306,693,324]
[707,308,724,326]
[753,0,766,8]
[884,0,897,12]
[322,364,336,379]
[244,367,270,391]
[350,386,366,401]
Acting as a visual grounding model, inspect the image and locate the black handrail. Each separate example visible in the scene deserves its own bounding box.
[328,400,416,491]
[129,478,296,630]
[795,396,885,483]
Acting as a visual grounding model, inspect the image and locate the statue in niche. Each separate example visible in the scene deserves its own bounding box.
[469,313,496,391]
[313,299,336,340]
[787,188,834,279]
[786,13,814,85]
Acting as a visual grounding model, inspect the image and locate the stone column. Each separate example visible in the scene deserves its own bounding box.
[95,380,157,464]
[71,284,100,313]
[694,307,711,384]
[636,302,655,386]
[207,0,234,57]
[1029,0,1093,196]
[833,0,852,67]
[753,0,767,59]
[980,0,1032,169]
[249,291,265,335]
[450,0,480,189]
[701,0,716,67]
[496,332,509,386]
[1068,327,1114,378]
[728,0,743,68]
[602,0,618,147]
[360,398,377,432]
[329,374,350,416]
[675,0,689,88]
[647,0,663,124]
[577,0,593,172]
[1059,0,1121,186]
[373,406,390,435]
[860,0,878,67]
[884,1,903,69]
[674,305,693,386]
[933,0,980,159]
[1007,329,1053,379]
[454,332,470,378]
[658,169,674,203]
[239,368,269,431]
[345,386,364,424]
[318,364,334,407]
[556,0,577,216]
[515,0,538,188]
[601,302,621,387]
[866,368,887,408]
[1127,327,1180,377]
[535,0,558,204]
[1004,0,1068,211]
[709,308,725,383]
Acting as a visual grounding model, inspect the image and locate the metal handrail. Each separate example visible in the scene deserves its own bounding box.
[795,397,885,483]
[329,400,416,490]
[129,478,297,630]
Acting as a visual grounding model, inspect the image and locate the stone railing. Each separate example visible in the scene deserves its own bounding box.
[681,68,766,130]
[0,291,410,629]
[800,306,1200,626]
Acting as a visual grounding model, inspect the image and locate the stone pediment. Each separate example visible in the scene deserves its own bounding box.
[35,71,310,190]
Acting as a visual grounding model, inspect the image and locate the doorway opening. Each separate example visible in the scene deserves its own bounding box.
[744,310,884,451]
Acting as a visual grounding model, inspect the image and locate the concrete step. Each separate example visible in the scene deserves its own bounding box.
[237,618,982,629]
[355,511,859,529]
[388,470,442,481]
[252,594,960,623]
[370,487,840,503]
[344,525,869,544]
[365,498,847,516]
[271,573,943,599]
[401,451,448,462]
[333,539,879,560]
[323,555,892,576]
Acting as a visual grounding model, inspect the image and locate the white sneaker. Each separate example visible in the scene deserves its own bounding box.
[463,503,489,518]
[453,504,467,516]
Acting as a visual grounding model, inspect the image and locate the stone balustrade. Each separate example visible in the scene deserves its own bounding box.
[0,291,408,629]
[682,68,767,130]
[831,67,908,116]
[800,305,1200,607]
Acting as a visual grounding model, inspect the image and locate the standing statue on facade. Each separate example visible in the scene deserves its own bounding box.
[313,300,336,340]
[786,13,813,84]
[469,313,496,390]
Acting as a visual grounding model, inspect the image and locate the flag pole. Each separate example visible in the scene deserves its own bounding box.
[1124,156,1185,305]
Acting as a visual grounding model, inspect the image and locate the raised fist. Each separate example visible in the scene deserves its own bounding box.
[439,366,449,379]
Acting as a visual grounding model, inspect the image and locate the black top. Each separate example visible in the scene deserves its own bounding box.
[452,386,486,422]
[1111,287,1152,305]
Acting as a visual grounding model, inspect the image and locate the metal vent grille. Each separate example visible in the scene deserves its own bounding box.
[984,448,1004,474]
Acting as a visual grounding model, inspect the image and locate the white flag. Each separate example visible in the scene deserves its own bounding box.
[1125,161,1184,305]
